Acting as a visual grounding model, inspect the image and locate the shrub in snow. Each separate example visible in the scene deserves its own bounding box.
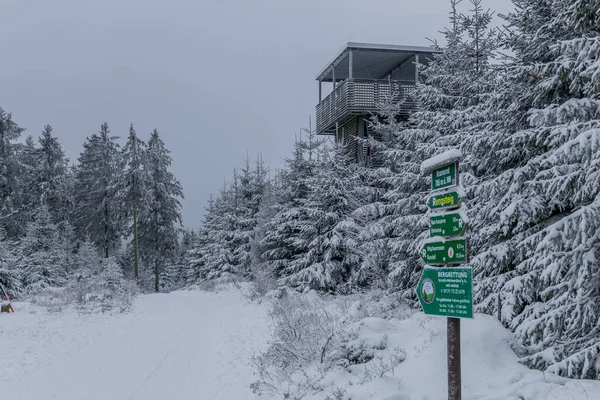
[252,290,408,399]
[29,286,74,311]
[251,292,344,398]
[69,254,135,312]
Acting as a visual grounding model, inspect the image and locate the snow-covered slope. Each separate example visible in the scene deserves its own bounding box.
[306,313,600,400]
[2,286,599,400]
[0,286,270,400]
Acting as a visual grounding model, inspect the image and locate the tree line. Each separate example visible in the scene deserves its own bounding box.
[0,118,184,299]
[184,0,600,380]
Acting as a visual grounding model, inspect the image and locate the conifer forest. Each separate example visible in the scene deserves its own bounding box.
[1,0,600,390]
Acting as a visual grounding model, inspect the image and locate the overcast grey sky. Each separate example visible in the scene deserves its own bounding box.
[0,0,513,230]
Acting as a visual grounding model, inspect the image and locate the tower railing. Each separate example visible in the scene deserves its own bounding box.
[316,79,417,134]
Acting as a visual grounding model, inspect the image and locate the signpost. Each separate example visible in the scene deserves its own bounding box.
[431,162,458,191]
[429,212,467,238]
[420,237,468,265]
[428,190,463,210]
[417,267,473,319]
[418,149,471,400]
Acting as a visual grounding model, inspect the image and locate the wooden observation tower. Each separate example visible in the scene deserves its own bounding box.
[315,42,436,165]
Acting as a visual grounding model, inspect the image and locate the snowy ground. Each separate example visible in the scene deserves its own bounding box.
[1,286,599,400]
[304,312,600,400]
[0,285,270,400]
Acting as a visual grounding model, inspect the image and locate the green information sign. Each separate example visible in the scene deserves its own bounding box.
[430,212,467,237]
[431,162,457,191]
[419,237,467,265]
[428,190,462,210]
[417,266,473,318]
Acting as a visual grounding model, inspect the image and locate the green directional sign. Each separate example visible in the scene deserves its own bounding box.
[417,266,473,318]
[420,237,467,265]
[431,162,458,191]
[430,212,467,237]
[428,190,462,210]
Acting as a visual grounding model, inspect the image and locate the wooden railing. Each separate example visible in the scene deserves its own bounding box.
[316,79,416,134]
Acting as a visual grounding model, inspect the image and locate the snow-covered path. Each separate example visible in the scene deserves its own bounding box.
[0,287,270,400]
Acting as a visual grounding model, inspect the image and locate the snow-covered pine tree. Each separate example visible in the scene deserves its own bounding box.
[74,123,124,258]
[464,0,600,378]
[229,155,268,278]
[37,125,73,224]
[250,170,283,288]
[414,0,498,150]
[96,258,126,309]
[70,239,103,303]
[353,99,436,293]
[121,124,149,281]
[200,179,239,280]
[279,143,361,292]
[186,195,216,283]
[0,109,25,237]
[228,166,254,277]
[0,232,20,297]
[17,135,40,230]
[159,262,180,292]
[139,129,183,292]
[176,228,198,285]
[259,128,323,280]
[353,0,498,296]
[18,204,68,294]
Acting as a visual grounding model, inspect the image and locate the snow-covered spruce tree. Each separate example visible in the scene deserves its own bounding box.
[37,125,73,223]
[462,0,600,378]
[74,123,124,258]
[279,143,362,292]
[193,187,237,281]
[199,174,254,281]
[175,228,198,285]
[121,124,149,281]
[159,262,180,292]
[17,204,68,294]
[229,156,268,278]
[0,232,20,297]
[415,0,499,149]
[259,129,323,281]
[186,195,215,283]
[17,136,40,230]
[350,2,472,291]
[96,258,127,309]
[69,239,103,303]
[0,109,25,238]
[249,170,284,292]
[138,129,183,292]
[354,100,436,294]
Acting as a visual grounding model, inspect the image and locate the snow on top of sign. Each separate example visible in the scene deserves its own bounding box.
[420,149,462,174]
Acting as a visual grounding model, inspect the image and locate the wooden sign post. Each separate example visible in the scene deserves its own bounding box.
[418,149,471,400]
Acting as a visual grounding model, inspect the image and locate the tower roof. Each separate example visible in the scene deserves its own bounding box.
[316,42,437,82]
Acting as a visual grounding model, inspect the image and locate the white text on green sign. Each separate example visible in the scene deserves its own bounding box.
[417,266,473,318]
[420,237,467,265]
[430,212,467,238]
[431,162,457,191]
